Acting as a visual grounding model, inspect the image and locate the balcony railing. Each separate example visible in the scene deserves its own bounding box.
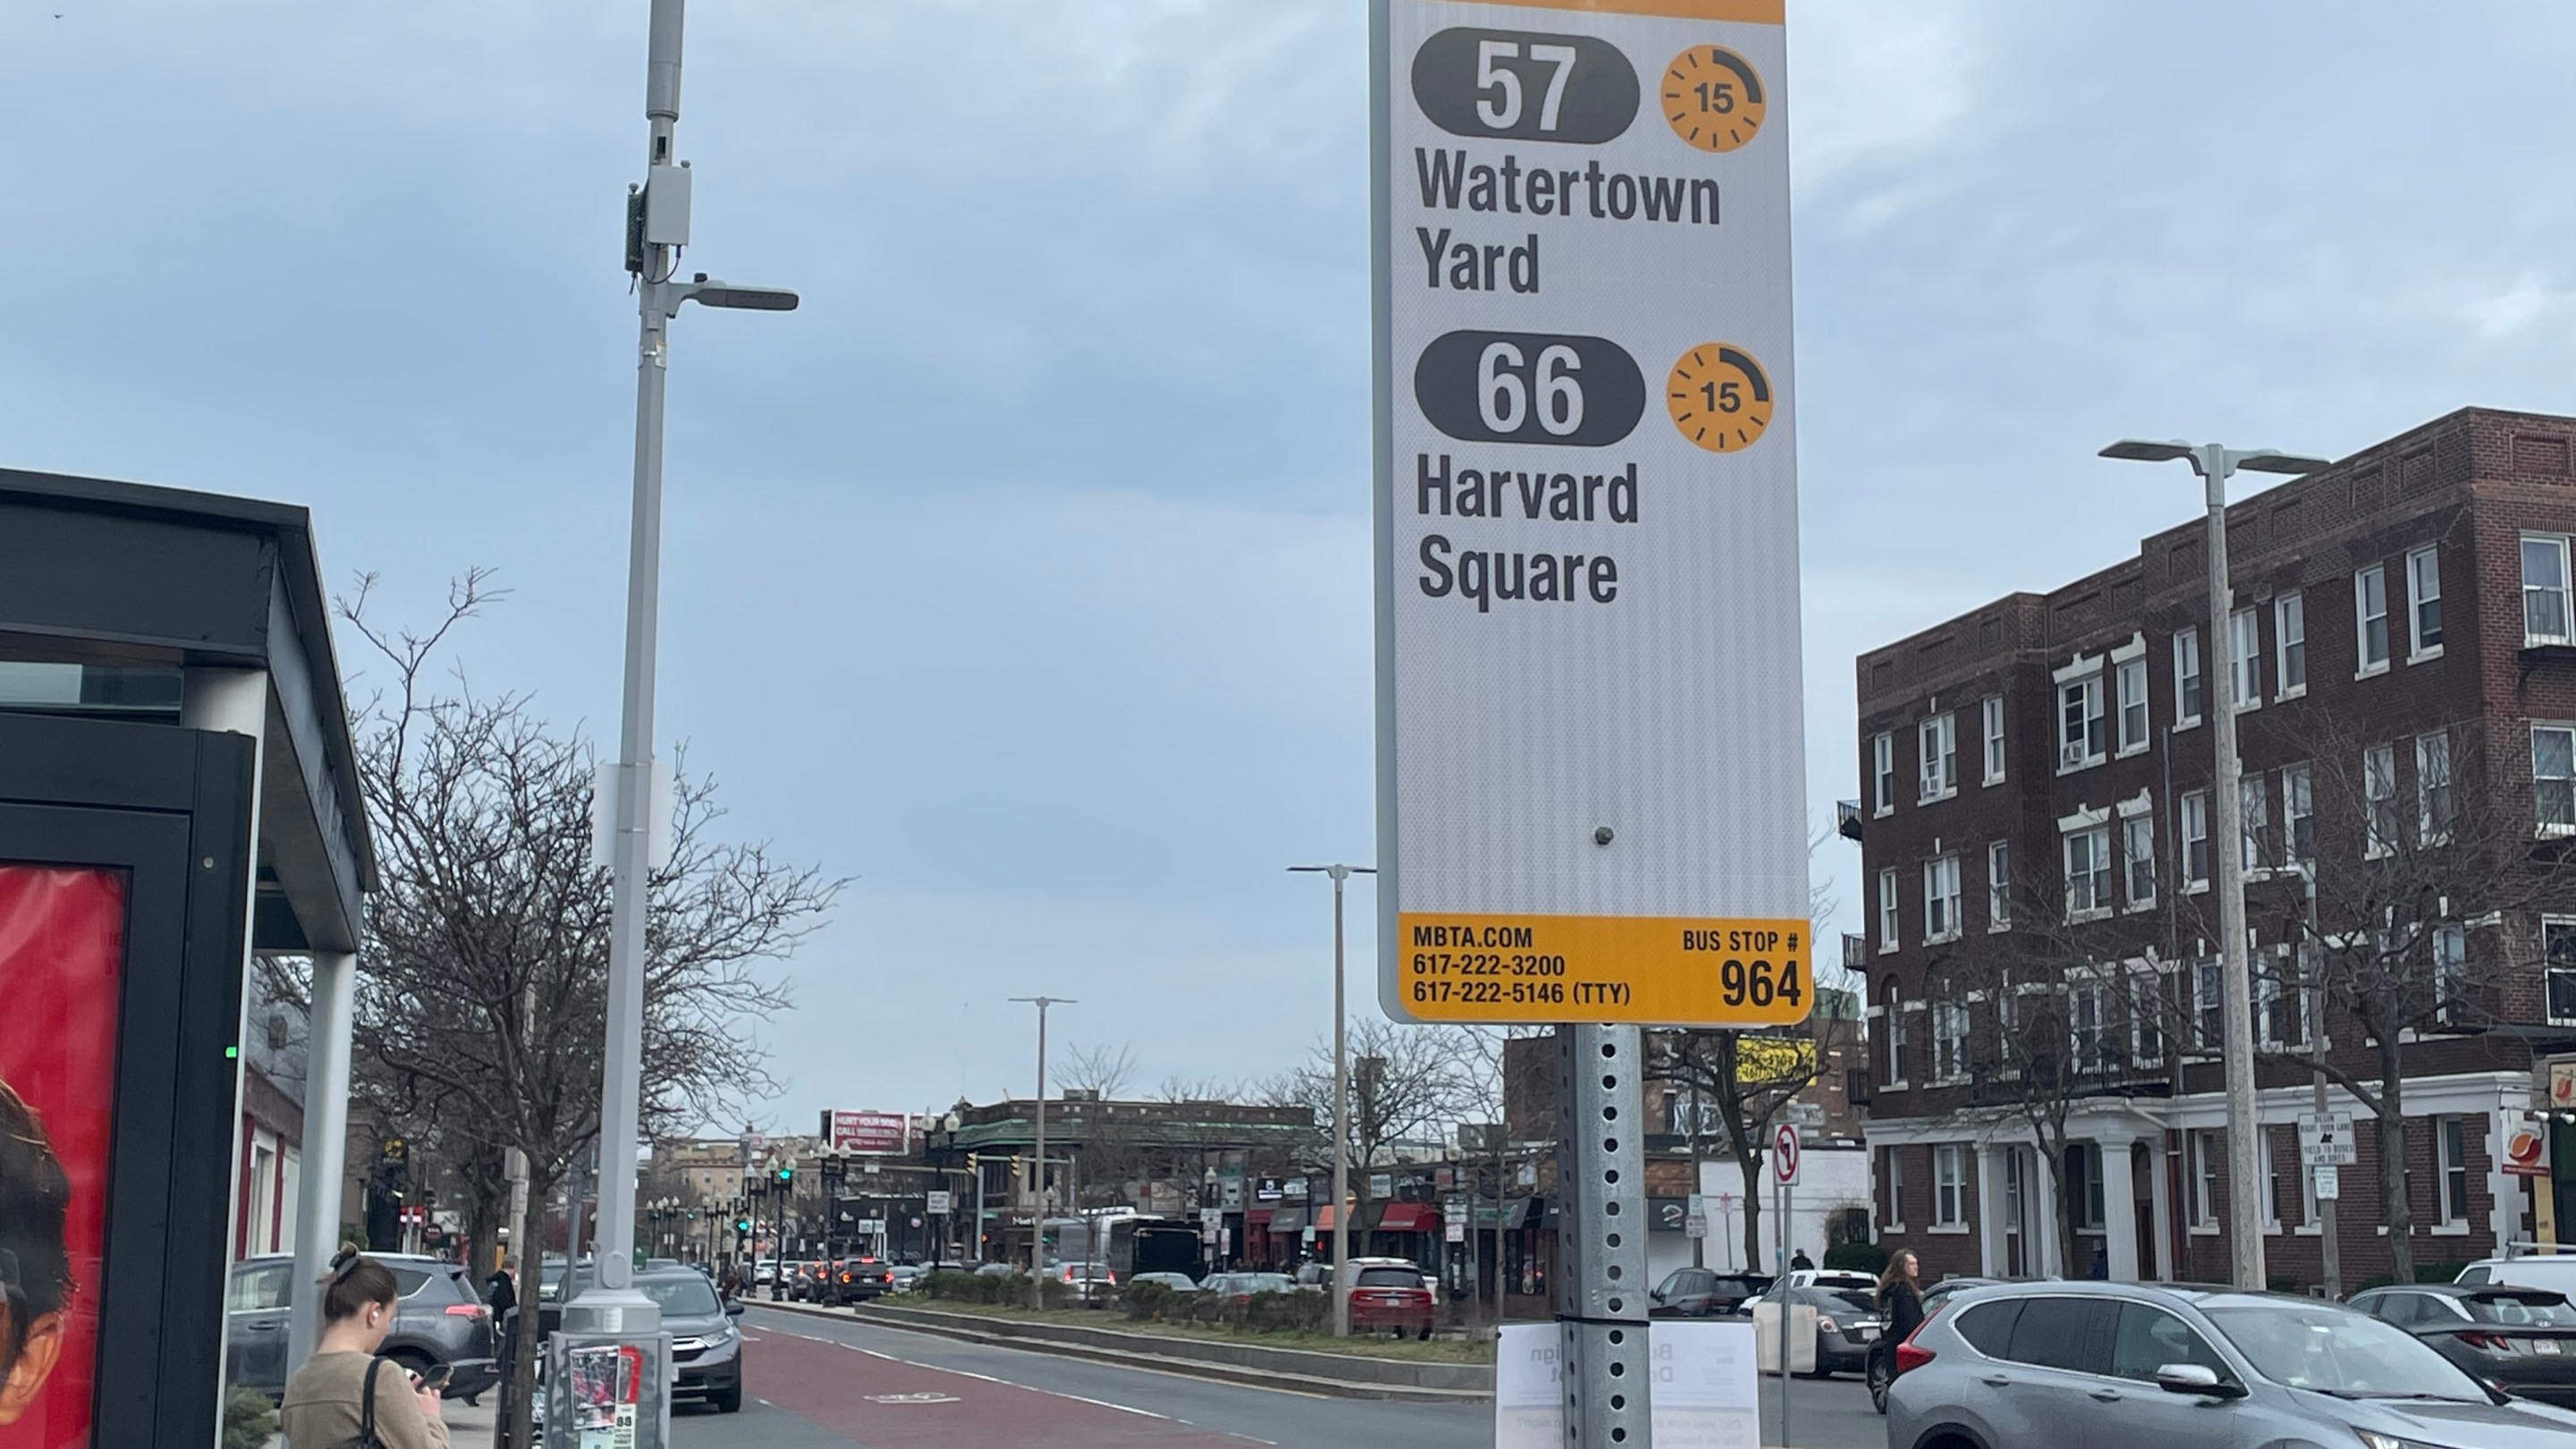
[1841,933,1867,971]
[1963,1056,2170,1107]
[1837,799,1864,843]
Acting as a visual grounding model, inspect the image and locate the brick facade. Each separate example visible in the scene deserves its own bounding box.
[1855,407,2576,1290]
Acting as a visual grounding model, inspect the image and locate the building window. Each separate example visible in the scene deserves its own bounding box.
[2195,957,2224,1051]
[1987,841,2011,931]
[2070,980,2109,1073]
[2550,920,2576,1028]
[2114,657,2148,754]
[2059,674,2106,770]
[1924,854,1962,943]
[2189,1130,2221,1229]
[1879,978,1910,1085]
[2282,764,2315,864]
[2525,537,2572,646]
[1884,1146,1907,1227]
[2130,972,2165,1065]
[2123,814,2156,907]
[2229,606,2261,709]
[2259,1130,2284,1232]
[2239,775,2269,873]
[2434,924,2468,1027]
[1981,694,2006,785]
[2356,564,2391,674]
[1872,732,1895,815]
[2364,743,2399,857]
[2417,732,2453,844]
[2275,591,2307,698]
[2063,826,2112,917]
[2536,725,2576,836]
[2437,1117,2470,1226]
[2174,629,2204,725]
[2407,545,2443,657]
[2181,791,2210,889]
[1919,714,1958,802]
[1878,868,1900,951]
[2068,1143,2106,1232]
[1931,1000,1969,1083]
[2254,957,2282,1049]
[1933,1144,1966,1227]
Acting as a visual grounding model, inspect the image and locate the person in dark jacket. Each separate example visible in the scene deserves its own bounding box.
[1789,1250,1815,1271]
[1868,1250,1925,1414]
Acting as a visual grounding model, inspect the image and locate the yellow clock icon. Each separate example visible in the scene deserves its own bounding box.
[1666,343,1773,453]
[1661,46,1767,153]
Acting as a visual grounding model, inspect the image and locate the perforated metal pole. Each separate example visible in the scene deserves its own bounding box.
[1556,1025,1652,1446]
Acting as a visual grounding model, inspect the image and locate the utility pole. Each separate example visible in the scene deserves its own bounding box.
[1009,996,1072,1308]
[2102,438,2326,1290]
[1292,863,1374,1336]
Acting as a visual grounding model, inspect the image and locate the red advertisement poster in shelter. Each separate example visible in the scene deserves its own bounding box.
[0,864,127,1449]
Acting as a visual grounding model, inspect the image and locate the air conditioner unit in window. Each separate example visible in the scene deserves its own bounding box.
[2060,740,2091,769]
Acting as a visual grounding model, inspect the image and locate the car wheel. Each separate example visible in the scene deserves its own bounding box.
[1416,1326,1432,1342]
[713,1380,742,1413]
[1866,1353,1892,1414]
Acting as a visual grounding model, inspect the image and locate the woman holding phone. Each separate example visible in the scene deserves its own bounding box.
[280,1248,449,1448]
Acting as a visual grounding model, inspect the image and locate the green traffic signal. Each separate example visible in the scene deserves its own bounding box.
[735,1217,750,1233]
[775,1165,792,1183]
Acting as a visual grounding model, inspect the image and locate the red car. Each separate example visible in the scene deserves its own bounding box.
[1342,1258,1436,1339]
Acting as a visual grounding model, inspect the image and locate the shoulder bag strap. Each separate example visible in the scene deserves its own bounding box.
[358,1354,385,1447]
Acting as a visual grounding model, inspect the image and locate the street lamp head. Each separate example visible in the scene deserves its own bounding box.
[682,279,800,312]
[2098,439,2196,463]
[2235,451,2332,476]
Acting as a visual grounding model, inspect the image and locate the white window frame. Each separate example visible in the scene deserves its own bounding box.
[2364,742,2398,858]
[2417,731,2453,845]
[2525,536,2573,648]
[1923,854,1962,944]
[2070,1142,2106,1232]
[2122,813,2156,909]
[2548,918,2576,1029]
[1930,1000,1969,1084]
[2189,1129,2221,1231]
[2282,763,2314,865]
[2063,825,2112,919]
[2239,775,2269,877]
[2355,564,2391,676]
[2407,544,2443,660]
[2228,606,2261,712]
[1919,713,1958,803]
[2058,674,2107,772]
[2130,970,2165,1066]
[2069,979,2108,1074]
[1872,732,1896,816]
[1987,840,2011,933]
[2535,724,2576,838]
[2114,657,2149,756]
[2433,923,2468,1028]
[2181,790,2210,891]
[1932,1144,1967,1229]
[2173,629,2204,727]
[2436,1117,2470,1230]
[1883,1147,1907,1231]
[2275,591,2307,699]
[2258,1129,2284,1233]
[1877,867,1900,952]
[1981,694,2006,785]
[2254,957,2282,1049]
[2194,956,2224,1054]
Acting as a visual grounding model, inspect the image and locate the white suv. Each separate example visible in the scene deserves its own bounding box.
[2458,1252,2576,1296]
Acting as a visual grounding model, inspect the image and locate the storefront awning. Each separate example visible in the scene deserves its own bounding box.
[1373,1203,1438,1233]
[1267,1208,1306,1234]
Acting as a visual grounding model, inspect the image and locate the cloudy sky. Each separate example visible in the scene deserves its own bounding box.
[4,2,2570,1132]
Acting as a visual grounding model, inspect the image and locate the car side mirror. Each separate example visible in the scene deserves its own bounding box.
[725,1301,745,1317]
[1649,1288,1665,1303]
[2153,1364,2243,1399]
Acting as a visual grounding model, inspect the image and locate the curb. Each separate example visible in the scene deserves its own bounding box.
[748,1299,1495,1403]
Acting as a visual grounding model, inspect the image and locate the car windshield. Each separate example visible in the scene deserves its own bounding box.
[2207,1302,2489,1400]
[1824,1290,1877,1315]
[2465,1292,2576,1326]
[639,1276,724,1318]
[1356,1267,1420,1288]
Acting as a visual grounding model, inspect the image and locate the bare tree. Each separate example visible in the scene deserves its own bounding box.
[1059,1042,1140,1100]
[1284,1019,1479,1191]
[289,572,839,1448]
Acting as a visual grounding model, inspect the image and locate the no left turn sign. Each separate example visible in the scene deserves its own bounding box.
[1773,1123,1800,1186]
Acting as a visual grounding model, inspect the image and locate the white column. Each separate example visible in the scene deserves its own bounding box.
[2490,1095,2527,1258]
[2100,1137,2141,1281]
[287,950,357,1375]
[1975,1144,2009,1276]
[2030,1148,2064,1277]
[2145,1133,2175,1282]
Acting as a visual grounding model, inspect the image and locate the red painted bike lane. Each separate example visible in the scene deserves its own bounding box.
[740,1326,1266,1448]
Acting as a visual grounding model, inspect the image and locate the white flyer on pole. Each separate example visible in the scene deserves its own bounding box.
[1496,1320,1760,1446]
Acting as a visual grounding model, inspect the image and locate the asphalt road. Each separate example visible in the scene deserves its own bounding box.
[626,1305,1890,1449]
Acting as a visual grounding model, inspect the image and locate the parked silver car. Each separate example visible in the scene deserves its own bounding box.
[225,1253,497,1403]
[1885,1280,2576,1449]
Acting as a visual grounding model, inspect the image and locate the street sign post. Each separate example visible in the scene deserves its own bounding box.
[1772,1121,1798,1445]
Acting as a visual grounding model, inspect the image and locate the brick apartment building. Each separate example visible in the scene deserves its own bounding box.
[1854,406,2576,1289]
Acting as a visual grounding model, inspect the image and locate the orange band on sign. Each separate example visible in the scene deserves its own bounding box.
[1440,0,1785,25]
[1395,912,1814,1025]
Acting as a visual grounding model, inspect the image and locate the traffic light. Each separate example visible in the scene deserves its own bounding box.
[775,1165,793,1185]
[735,1216,750,1234]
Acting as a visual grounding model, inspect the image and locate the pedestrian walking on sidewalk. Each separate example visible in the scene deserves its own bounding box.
[1867,1250,1923,1416]
[280,1248,450,1449]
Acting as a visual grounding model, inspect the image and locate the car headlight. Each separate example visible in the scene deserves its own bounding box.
[671,1336,708,1353]
[2356,1433,2446,1449]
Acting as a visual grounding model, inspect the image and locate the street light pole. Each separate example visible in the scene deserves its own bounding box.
[1292,863,1376,1337]
[2102,438,2328,1292]
[1009,996,1073,1307]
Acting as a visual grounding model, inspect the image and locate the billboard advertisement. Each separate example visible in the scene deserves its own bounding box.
[0,864,125,1447]
[1373,0,1809,1025]
[824,1111,910,1156]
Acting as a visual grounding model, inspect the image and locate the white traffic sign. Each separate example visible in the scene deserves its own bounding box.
[926,1191,952,1215]
[2298,1110,2356,1167]
[1772,1123,1800,1186]
[1376,0,1809,1027]
[2313,1165,2340,1200]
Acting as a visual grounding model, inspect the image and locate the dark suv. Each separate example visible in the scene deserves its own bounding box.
[1648,1267,1773,1318]
[824,1258,894,1305]
[225,1254,497,1402]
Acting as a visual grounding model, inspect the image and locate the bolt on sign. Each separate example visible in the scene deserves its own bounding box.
[1373,0,1808,1025]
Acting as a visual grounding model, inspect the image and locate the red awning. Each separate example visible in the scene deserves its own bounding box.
[1313,1204,1339,1230]
[1375,1203,1437,1233]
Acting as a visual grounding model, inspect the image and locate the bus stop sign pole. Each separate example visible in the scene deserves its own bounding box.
[1555,1025,1652,1444]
